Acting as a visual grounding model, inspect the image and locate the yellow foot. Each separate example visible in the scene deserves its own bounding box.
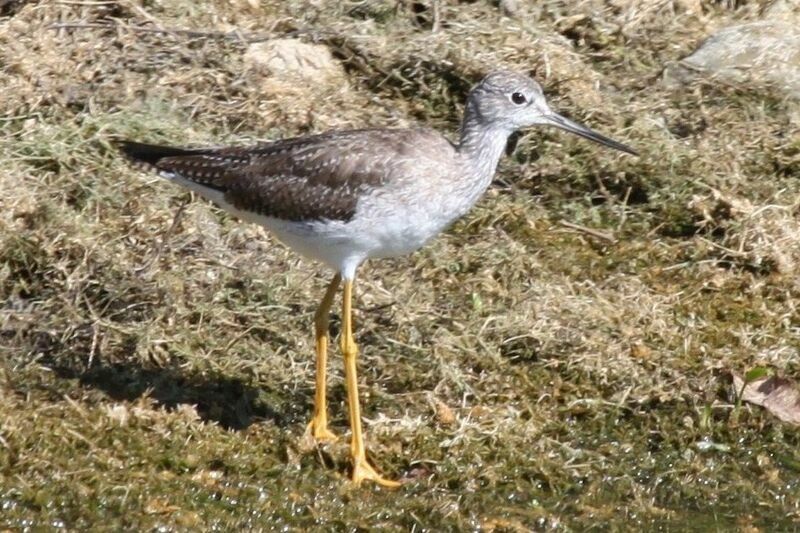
[305,420,338,443]
[351,458,402,488]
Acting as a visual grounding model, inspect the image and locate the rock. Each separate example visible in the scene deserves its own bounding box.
[240,37,390,132]
[763,0,800,24]
[499,0,521,18]
[244,39,344,84]
[242,38,351,129]
[663,21,800,100]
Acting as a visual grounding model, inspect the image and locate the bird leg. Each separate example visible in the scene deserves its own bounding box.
[340,278,401,488]
[306,273,342,443]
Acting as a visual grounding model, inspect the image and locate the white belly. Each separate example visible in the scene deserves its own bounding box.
[170,172,474,279]
[234,192,460,279]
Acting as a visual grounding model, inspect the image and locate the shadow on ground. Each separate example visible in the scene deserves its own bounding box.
[47,361,310,431]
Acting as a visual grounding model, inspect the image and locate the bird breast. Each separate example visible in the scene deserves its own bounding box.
[349,155,492,260]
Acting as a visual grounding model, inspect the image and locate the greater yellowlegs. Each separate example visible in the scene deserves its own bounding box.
[119,70,637,487]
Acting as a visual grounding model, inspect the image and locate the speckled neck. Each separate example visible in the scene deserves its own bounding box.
[454,101,512,204]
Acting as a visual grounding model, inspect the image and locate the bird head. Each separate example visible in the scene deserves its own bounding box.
[467,70,637,155]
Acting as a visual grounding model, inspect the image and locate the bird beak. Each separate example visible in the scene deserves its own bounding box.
[543,113,638,156]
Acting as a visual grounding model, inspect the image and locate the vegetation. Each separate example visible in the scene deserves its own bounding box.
[1,0,799,529]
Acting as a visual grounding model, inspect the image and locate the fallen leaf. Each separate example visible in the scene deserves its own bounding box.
[732,374,800,425]
[630,342,652,359]
[434,400,455,426]
[144,498,180,515]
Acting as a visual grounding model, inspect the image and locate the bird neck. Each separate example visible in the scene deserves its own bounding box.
[457,107,512,185]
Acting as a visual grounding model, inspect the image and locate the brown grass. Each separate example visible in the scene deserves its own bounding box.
[2,0,800,529]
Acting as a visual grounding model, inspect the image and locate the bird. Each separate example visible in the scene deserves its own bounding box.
[118,70,637,488]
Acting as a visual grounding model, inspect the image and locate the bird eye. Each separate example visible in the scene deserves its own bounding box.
[511,92,527,105]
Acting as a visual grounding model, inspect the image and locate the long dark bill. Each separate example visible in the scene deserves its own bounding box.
[545,114,638,156]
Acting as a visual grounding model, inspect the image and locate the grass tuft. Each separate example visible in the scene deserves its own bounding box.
[2,0,800,529]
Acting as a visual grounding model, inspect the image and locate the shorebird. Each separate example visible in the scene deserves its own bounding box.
[119,70,636,487]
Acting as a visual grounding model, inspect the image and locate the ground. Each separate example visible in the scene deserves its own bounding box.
[2,0,800,530]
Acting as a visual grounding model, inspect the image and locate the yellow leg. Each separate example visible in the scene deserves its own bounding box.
[306,274,342,443]
[341,278,401,488]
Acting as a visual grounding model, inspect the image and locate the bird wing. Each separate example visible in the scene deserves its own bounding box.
[119,128,448,222]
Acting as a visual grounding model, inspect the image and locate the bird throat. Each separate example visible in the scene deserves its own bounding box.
[457,113,512,191]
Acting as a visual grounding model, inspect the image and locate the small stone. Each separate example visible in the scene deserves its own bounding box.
[663,21,800,100]
[763,0,800,24]
[244,39,345,85]
[499,0,521,18]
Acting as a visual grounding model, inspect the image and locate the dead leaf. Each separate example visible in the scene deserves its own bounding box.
[144,498,180,515]
[434,400,455,426]
[630,342,652,359]
[733,374,800,424]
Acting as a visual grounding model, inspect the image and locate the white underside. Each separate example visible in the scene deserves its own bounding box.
[165,173,466,280]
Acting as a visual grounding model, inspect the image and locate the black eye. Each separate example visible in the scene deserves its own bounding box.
[511,92,527,105]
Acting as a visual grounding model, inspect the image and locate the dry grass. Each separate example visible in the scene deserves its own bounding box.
[2,0,800,529]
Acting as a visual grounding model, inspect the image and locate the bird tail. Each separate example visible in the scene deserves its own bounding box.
[116,140,201,169]
[116,139,231,203]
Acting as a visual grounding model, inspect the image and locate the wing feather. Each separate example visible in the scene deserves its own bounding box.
[119,128,454,222]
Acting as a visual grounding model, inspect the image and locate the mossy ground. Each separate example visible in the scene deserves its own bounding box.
[2,0,800,530]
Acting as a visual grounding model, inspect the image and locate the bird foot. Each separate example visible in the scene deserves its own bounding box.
[305,420,338,444]
[351,457,401,488]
